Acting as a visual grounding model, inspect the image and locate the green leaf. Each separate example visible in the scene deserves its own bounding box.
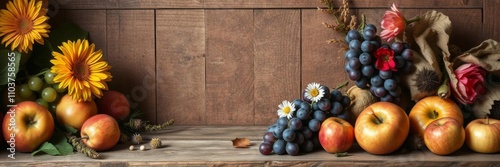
[64,124,78,134]
[32,130,74,156]
[334,152,349,157]
[0,50,21,85]
[32,142,60,156]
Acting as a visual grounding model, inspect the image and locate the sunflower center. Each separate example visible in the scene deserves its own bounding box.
[18,17,34,34]
[283,107,291,114]
[73,61,90,80]
[310,89,319,97]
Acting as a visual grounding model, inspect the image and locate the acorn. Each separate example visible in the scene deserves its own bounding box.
[150,138,162,149]
[131,133,143,144]
[413,68,440,93]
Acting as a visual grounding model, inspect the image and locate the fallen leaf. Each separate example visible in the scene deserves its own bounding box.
[231,138,251,148]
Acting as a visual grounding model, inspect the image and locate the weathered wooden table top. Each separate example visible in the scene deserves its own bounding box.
[0,126,499,166]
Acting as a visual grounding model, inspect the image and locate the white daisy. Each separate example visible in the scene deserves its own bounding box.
[305,82,325,103]
[277,100,296,119]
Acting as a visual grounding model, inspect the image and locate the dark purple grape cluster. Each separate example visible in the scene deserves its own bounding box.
[259,84,351,155]
[344,24,413,104]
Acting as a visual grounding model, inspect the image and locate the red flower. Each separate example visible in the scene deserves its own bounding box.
[380,3,406,42]
[374,47,397,71]
[450,63,486,104]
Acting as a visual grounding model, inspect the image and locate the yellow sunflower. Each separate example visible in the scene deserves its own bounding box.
[0,0,50,53]
[50,39,112,102]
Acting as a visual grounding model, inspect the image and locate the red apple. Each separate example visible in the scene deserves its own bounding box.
[81,114,121,151]
[97,90,130,120]
[423,117,465,155]
[355,102,409,154]
[56,94,98,130]
[465,117,500,153]
[409,96,463,137]
[2,101,54,152]
[319,117,355,153]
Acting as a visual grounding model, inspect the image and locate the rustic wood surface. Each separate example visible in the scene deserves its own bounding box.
[48,0,500,125]
[0,126,499,166]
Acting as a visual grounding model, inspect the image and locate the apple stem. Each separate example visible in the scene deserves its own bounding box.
[81,135,89,140]
[372,112,382,124]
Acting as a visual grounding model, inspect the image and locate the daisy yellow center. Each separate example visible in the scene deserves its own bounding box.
[310,89,319,97]
[18,17,34,34]
[283,107,291,114]
[73,61,90,80]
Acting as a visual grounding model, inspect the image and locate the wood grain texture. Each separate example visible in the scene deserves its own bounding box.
[254,10,301,125]
[55,0,482,9]
[155,10,206,125]
[301,9,348,90]
[483,0,500,42]
[1,126,499,166]
[205,10,255,125]
[106,10,157,123]
[436,9,483,50]
[60,10,107,57]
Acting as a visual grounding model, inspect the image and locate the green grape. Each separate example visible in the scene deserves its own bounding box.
[36,98,49,109]
[19,84,33,99]
[41,87,58,103]
[48,102,57,113]
[28,77,43,92]
[44,71,56,85]
[52,83,66,93]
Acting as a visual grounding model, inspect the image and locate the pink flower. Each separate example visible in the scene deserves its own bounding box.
[380,3,406,42]
[451,63,486,104]
[374,47,397,71]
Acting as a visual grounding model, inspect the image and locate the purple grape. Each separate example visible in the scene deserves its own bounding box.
[276,117,288,128]
[379,70,392,80]
[380,94,394,102]
[361,65,375,77]
[296,108,309,121]
[313,110,327,121]
[349,40,361,50]
[363,29,376,40]
[384,79,397,91]
[348,70,361,81]
[345,49,360,60]
[273,139,286,155]
[394,56,405,69]
[401,49,413,61]
[348,57,361,70]
[370,75,384,87]
[273,125,285,139]
[355,77,369,89]
[336,110,350,121]
[341,96,351,107]
[263,132,277,143]
[308,119,321,132]
[402,61,413,73]
[370,40,380,49]
[391,42,404,54]
[288,118,302,131]
[380,43,390,49]
[294,132,305,145]
[365,24,377,32]
[300,140,314,153]
[330,101,343,115]
[259,142,273,155]
[286,142,299,156]
[389,86,402,97]
[317,98,332,111]
[302,127,313,139]
[299,101,311,110]
[330,89,343,102]
[347,30,361,40]
[374,86,387,97]
[283,129,296,142]
[359,53,372,65]
[361,40,374,53]
[292,99,303,109]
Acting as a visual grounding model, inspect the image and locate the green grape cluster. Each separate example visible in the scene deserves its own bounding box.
[19,71,67,112]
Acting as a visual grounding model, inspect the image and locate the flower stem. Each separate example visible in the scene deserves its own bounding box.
[406,16,420,24]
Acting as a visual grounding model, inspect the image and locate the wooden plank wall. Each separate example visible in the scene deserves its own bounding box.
[52,0,499,125]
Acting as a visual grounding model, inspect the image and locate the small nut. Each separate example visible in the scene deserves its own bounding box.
[140,145,145,151]
[129,145,134,151]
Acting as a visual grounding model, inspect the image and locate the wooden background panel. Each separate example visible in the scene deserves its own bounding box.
[205,10,255,125]
[55,0,482,9]
[301,9,348,90]
[254,10,301,125]
[155,10,207,125]
[435,9,483,51]
[60,10,107,57]
[105,10,157,123]
[483,0,500,44]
